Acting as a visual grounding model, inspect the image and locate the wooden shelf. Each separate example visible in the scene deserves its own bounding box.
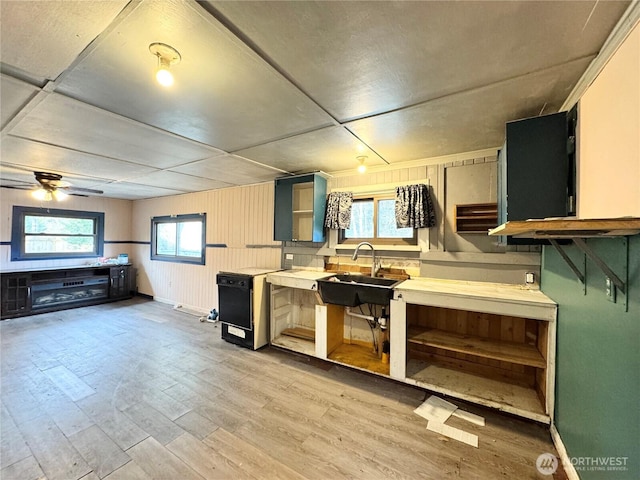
[407,327,546,368]
[406,358,547,422]
[281,327,315,341]
[489,217,640,239]
[455,203,498,233]
[272,335,315,356]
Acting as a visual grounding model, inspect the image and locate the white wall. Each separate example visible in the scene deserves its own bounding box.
[578,22,640,218]
[131,182,281,313]
[0,188,132,270]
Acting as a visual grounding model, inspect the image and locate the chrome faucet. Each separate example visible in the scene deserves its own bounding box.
[352,241,380,277]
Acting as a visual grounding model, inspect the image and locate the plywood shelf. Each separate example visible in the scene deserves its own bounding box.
[272,335,316,356]
[489,217,640,239]
[407,327,546,368]
[455,203,498,233]
[406,358,547,422]
[281,327,315,341]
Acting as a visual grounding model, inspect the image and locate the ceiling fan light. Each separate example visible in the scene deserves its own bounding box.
[32,188,50,201]
[53,189,68,201]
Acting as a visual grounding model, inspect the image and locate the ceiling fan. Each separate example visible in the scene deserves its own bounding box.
[28,171,104,201]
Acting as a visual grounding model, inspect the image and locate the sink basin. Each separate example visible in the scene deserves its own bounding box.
[317,274,402,306]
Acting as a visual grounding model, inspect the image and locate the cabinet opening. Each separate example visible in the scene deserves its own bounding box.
[406,304,548,415]
[325,304,390,376]
[270,286,319,356]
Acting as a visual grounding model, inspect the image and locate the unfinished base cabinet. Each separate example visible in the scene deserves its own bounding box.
[267,270,332,357]
[267,271,557,423]
[392,279,557,423]
[318,304,391,376]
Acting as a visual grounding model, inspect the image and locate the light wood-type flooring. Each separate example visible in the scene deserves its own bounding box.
[1,298,567,479]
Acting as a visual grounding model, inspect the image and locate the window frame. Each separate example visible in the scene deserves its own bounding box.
[339,194,417,246]
[10,206,105,261]
[150,213,206,265]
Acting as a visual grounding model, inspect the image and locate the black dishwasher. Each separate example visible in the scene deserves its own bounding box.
[217,269,276,350]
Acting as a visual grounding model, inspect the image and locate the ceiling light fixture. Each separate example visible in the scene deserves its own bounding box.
[32,188,52,202]
[52,189,68,201]
[149,42,181,87]
[356,156,368,174]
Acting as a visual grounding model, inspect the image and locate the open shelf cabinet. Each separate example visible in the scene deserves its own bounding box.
[455,202,498,233]
[270,285,320,357]
[402,304,551,422]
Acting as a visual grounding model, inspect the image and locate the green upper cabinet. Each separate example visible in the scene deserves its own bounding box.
[274,173,327,242]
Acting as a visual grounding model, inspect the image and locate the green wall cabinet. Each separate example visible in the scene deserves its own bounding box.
[274,173,327,242]
[498,109,577,244]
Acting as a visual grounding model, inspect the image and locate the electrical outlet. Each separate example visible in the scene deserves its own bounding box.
[525,272,535,284]
[605,277,616,303]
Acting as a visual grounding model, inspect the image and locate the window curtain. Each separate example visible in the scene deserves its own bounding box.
[324,192,353,229]
[395,184,436,228]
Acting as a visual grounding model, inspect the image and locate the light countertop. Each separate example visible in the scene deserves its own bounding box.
[394,277,557,321]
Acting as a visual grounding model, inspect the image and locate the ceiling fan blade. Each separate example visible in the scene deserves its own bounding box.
[1,184,38,191]
[62,186,104,195]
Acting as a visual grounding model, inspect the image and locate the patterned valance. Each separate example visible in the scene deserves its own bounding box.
[324,192,353,229]
[395,184,436,228]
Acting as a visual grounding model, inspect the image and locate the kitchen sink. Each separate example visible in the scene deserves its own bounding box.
[317,274,402,307]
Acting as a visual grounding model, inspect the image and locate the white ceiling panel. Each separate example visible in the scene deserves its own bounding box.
[209,0,630,122]
[9,93,223,168]
[234,126,386,174]
[124,170,233,192]
[0,136,160,181]
[95,182,186,200]
[53,0,334,151]
[0,1,633,200]
[0,75,40,129]
[0,0,128,83]
[348,58,593,163]
[169,154,287,185]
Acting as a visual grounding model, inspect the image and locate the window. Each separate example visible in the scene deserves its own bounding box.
[340,195,416,245]
[151,213,206,265]
[11,206,104,261]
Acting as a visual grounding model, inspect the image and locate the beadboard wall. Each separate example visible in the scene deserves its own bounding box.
[131,182,280,313]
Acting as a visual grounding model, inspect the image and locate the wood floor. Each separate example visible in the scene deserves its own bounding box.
[1,298,566,479]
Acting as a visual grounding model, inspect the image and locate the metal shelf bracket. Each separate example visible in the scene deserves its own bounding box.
[550,239,586,294]
[572,238,626,295]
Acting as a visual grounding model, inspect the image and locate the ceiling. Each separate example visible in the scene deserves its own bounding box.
[0,0,632,200]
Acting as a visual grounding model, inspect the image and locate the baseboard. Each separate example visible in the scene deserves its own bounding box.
[551,423,580,480]
[153,296,209,317]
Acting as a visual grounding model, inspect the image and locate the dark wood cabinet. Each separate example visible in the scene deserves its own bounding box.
[109,266,130,299]
[1,265,132,320]
[1,273,31,317]
[274,173,327,242]
[498,109,577,244]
